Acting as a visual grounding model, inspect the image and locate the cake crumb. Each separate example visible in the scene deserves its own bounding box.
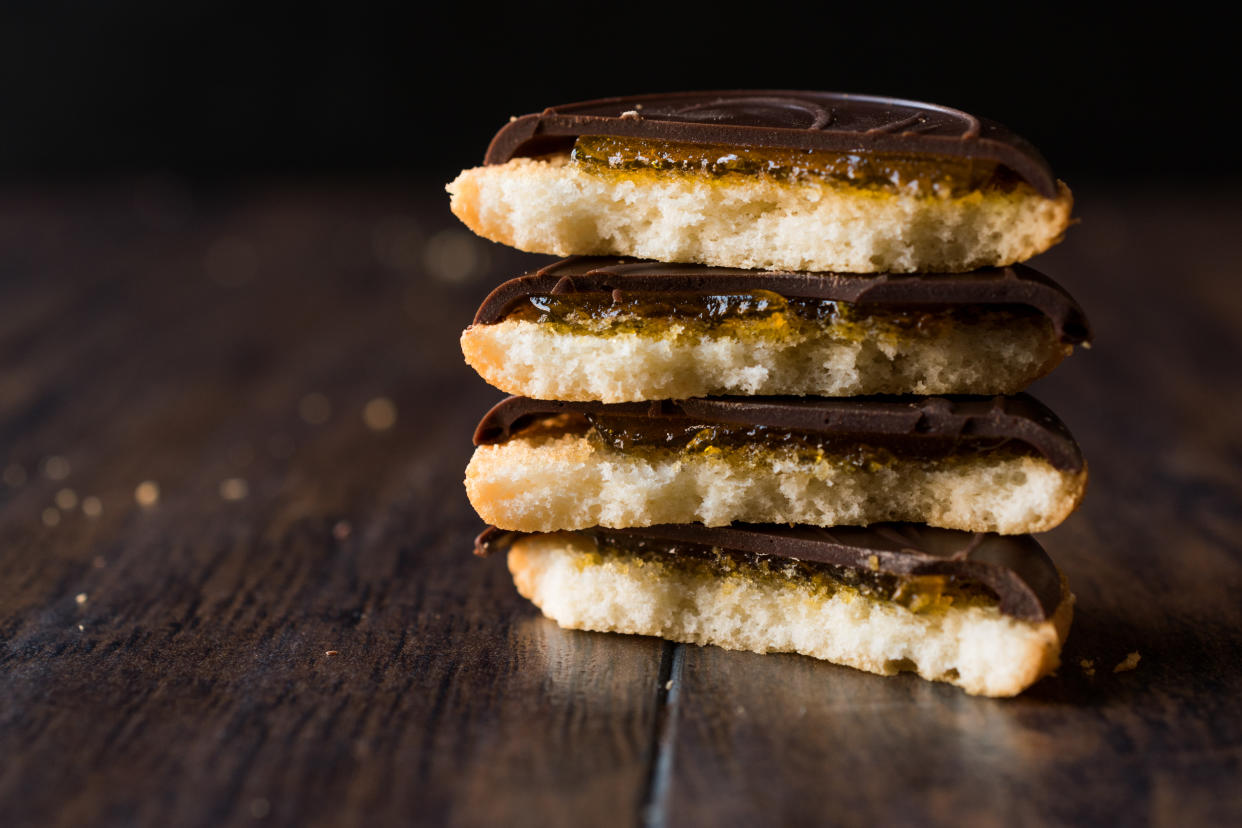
[866,554,880,571]
[55,488,78,510]
[219,477,249,501]
[43,455,71,481]
[1113,651,1141,673]
[75,592,88,605]
[424,229,487,283]
[1079,658,1095,677]
[324,650,339,657]
[664,680,673,690]
[135,480,160,507]
[620,110,641,120]
[363,397,398,431]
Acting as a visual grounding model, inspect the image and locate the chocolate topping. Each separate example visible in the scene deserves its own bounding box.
[475,523,1063,621]
[473,394,1085,473]
[471,256,1091,345]
[484,91,1058,198]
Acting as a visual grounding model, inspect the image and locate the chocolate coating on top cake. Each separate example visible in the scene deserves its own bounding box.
[471,256,1091,344]
[475,523,1063,621]
[473,394,1085,473]
[484,91,1058,197]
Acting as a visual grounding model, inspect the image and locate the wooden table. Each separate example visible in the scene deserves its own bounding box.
[2,180,1240,827]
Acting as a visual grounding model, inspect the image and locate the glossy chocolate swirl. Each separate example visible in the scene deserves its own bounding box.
[484,91,1058,197]
[475,523,1064,621]
[471,257,1091,345]
[473,394,1085,472]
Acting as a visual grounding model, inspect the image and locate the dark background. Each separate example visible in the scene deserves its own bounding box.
[1,4,1234,182]
[5,6,1242,827]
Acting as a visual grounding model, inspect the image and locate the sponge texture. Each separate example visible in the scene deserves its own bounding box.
[447,155,1073,273]
[466,432,1087,535]
[508,533,1073,697]
[461,313,1068,402]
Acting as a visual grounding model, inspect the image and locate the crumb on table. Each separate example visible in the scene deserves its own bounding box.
[1114,651,1141,673]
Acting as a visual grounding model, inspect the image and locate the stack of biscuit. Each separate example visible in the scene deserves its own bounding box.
[448,92,1089,697]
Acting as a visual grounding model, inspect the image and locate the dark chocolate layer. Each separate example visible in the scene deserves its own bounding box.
[473,394,1084,473]
[471,256,1091,345]
[476,523,1063,622]
[484,91,1058,198]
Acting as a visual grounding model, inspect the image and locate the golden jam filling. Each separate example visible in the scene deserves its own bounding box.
[588,531,999,614]
[571,135,1019,197]
[504,290,1038,341]
[509,289,803,325]
[583,415,1032,470]
[509,413,1033,472]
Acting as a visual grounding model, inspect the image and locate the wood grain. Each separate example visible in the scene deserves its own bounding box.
[0,184,665,828]
[1,181,1240,827]
[656,187,1242,827]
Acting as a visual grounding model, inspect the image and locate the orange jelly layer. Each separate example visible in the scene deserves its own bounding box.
[571,135,1018,196]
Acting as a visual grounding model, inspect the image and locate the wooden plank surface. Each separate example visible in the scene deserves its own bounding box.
[660,190,1242,826]
[1,181,1239,827]
[0,184,666,828]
